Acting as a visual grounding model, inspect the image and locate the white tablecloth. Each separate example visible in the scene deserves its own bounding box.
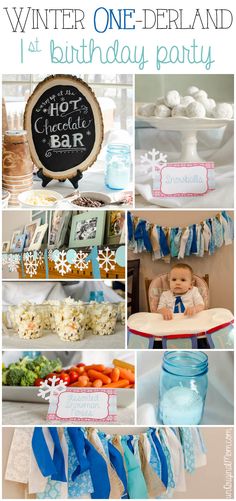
[135,121,234,208]
[3,323,125,349]
[137,351,234,425]
[2,401,134,426]
[30,156,133,209]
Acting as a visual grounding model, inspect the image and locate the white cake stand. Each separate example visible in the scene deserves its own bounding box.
[137,115,233,162]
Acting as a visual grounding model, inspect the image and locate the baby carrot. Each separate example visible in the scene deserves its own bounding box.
[87,370,111,384]
[103,368,113,375]
[111,368,120,383]
[92,379,103,388]
[113,359,135,373]
[118,368,135,383]
[85,364,105,372]
[103,379,130,388]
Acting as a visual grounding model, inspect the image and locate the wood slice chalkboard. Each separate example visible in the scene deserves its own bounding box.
[24,75,104,185]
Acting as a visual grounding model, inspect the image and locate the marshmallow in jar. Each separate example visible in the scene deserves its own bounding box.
[2,130,33,206]
[90,302,118,335]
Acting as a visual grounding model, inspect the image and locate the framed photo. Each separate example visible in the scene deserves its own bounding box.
[13,234,27,253]
[48,211,71,249]
[28,224,48,251]
[24,219,41,251]
[105,211,125,245]
[31,211,48,225]
[69,211,106,248]
[10,230,22,252]
[2,241,10,253]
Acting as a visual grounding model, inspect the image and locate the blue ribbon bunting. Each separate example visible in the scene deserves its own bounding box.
[150,428,168,488]
[108,441,128,498]
[32,427,67,482]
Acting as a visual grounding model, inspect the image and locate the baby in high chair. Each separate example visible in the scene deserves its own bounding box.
[157,263,205,320]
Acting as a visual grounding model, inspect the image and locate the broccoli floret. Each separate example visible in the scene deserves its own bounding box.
[2,369,7,385]
[5,368,26,386]
[20,369,38,387]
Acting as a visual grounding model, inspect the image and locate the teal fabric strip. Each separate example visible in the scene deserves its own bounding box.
[121,438,148,499]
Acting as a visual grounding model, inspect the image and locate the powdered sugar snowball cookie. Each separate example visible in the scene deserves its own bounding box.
[156,96,165,105]
[212,102,233,119]
[171,105,187,117]
[195,96,216,117]
[193,90,208,100]
[164,90,180,108]
[137,103,156,117]
[180,95,195,107]
[154,104,171,117]
[187,85,199,96]
[186,101,206,118]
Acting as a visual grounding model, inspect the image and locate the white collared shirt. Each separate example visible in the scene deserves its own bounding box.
[158,286,204,311]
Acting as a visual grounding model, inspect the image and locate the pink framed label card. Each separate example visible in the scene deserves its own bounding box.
[153,162,215,197]
[47,387,117,423]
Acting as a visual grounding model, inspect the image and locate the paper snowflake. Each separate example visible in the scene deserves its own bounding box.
[24,253,38,277]
[54,250,71,276]
[37,251,44,265]
[140,148,167,177]
[2,253,9,266]
[37,376,68,401]
[73,250,89,271]
[7,254,21,273]
[96,247,116,273]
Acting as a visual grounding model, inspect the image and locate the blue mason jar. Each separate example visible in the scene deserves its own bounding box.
[105,143,131,190]
[158,351,208,425]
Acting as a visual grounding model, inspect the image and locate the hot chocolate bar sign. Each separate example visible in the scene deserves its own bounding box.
[24,75,104,188]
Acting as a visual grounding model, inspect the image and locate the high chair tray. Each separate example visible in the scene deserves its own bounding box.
[128,308,234,337]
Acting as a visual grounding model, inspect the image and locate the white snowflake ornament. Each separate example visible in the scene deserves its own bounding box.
[73,250,89,271]
[140,148,167,178]
[24,253,39,277]
[54,250,71,276]
[37,376,68,401]
[96,247,116,273]
[7,254,21,273]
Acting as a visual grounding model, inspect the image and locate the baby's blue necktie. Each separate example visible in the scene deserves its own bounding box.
[174,296,185,313]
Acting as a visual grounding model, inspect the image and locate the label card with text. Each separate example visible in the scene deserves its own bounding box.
[153,162,215,198]
[47,388,117,423]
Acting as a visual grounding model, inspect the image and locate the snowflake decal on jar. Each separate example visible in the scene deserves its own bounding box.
[24,253,39,277]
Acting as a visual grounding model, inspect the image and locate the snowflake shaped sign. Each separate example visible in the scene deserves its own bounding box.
[37,376,68,401]
[140,148,167,178]
[96,247,116,273]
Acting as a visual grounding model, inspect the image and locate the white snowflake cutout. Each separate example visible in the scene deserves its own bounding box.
[37,376,68,401]
[73,250,89,271]
[96,247,116,273]
[24,253,39,277]
[7,254,21,273]
[140,148,167,178]
[54,250,71,276]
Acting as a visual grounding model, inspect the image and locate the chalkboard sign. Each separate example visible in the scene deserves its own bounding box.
[24,75,104,187]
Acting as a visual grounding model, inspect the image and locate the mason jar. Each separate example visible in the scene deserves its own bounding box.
[158,351,208,425]
[105,143,131,190]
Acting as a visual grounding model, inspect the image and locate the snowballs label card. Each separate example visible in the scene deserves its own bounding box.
[153,162,215,197]
[47,388,117,423]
